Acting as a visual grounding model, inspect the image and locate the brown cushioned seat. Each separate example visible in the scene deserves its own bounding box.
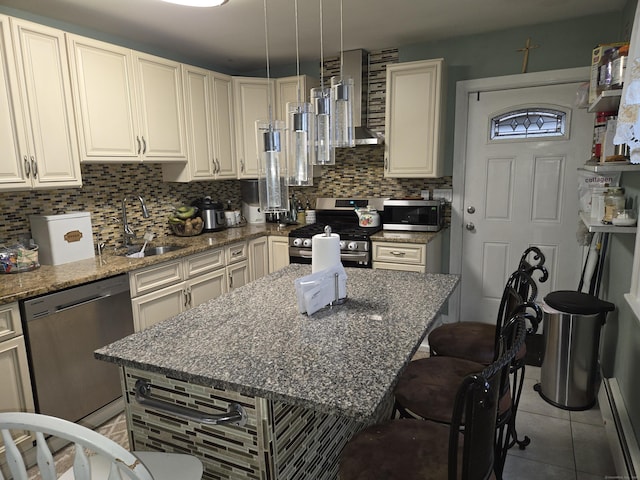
[429,322,527,366]
[394,356,512,424]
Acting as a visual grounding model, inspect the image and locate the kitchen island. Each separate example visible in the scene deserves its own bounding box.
[96,264,459,480]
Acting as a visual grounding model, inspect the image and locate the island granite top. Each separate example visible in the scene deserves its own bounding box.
[96,264,459,422]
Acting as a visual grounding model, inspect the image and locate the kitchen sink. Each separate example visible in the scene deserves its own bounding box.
[123,244,185,258]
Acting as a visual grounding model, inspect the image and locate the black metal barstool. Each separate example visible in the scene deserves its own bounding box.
[339,315,527,480]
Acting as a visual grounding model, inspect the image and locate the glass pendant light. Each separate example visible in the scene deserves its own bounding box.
[331,0,355,149]
[287,0,315,186]
[257,0,289,214]
[311,0,335,165]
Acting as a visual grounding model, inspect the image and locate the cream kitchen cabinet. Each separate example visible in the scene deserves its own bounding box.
[0,16,81,191]
[130,249,227,331]
[275,75,319,121]
[233,76,275,178]
[162,65,236,181]
[67,34,187,163]
[268,236,290,273]
[372,235,442,273]
[225,241,249,291]
[0,302,36,461]
[384,59,445,178]
[248,236,269,282]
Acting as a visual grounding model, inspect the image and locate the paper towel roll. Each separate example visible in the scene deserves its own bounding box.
[312,233,340,272]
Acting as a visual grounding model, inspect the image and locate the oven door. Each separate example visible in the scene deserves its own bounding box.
[289,247,372,268]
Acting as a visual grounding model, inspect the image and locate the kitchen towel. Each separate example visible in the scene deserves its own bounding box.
[312,232,340,273]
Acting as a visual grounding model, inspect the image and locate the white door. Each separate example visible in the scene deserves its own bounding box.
[459,80,592,322]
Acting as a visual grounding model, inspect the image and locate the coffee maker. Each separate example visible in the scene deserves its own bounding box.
[240,180,265,224]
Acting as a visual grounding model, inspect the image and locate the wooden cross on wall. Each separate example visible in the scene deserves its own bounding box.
[517,37,540,73]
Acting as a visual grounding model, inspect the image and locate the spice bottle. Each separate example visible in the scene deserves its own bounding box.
[611,44,629,89]
[603,187,625,224]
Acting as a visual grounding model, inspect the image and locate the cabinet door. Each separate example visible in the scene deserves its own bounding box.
[0,336,36,415]
[275,75,318,121]
[212,72,237,179]
[134,52,187,161]
[233,77,274,178]
[268,236,290,273]
[188,268,227,308]
[0,302,22,343]
[67,34,139,161]
[384,59,444,178]
[0,15,29,190]
[131,283,186,332]
[11,18,81,187]
[248,236,269,282]
[227,260,249,291]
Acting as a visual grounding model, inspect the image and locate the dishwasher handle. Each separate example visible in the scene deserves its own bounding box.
[55,293,113,313]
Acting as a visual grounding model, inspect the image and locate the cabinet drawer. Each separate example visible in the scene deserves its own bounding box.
[129,260,183,297]
[373,262,425,273]
[372,242,426,265]
[184,248,225,278]
[225,241,247,265]
[0,302,22,343]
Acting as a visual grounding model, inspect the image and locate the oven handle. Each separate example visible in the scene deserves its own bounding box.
[340,252,368,260]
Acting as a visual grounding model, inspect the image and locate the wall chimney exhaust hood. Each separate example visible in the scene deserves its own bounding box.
[339,49,384,146]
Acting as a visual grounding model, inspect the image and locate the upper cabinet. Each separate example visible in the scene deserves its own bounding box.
[67,34,187,163]
[233,76,275,178]
[163,65,236,182]
[0,16,81,191]
[275,75,319,121]
[384,59,445,178]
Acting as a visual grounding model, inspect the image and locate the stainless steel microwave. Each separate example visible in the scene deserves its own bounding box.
[382,199,444,232]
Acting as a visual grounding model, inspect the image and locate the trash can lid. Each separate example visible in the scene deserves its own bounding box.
[544,291,615,315]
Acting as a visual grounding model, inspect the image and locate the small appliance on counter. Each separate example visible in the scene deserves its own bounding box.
[382,199,444,232]
[240,180,265,224]
[192,197,226,232]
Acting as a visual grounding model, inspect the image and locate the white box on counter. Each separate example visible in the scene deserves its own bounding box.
[29,212,95,265]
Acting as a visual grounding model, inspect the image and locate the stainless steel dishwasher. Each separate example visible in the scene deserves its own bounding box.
[21,274,134,423]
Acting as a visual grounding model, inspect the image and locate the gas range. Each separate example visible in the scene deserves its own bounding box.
[288,197,385,268]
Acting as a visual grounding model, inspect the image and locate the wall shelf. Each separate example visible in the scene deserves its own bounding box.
[580,162,640,173]
[579,211,637,233]
[588,90,622,113]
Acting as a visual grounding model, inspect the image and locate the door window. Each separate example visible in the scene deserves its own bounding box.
[490,107,567,141]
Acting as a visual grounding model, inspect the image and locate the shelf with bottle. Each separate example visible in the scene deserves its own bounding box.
[579,211,637,233]
[587,90,622,113]
[580,162,640,173]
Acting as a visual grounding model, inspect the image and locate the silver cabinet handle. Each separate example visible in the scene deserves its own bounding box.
[141,136,147,154]
[240,158,245,173]
[228,271,233,289]
[183,286,191,308]
[134,380,247,426]
[30,156,37,178]
[215,158,220,174]
[136,136,141,154]
[390,251,406,256]
[24,156,30,178]
[384,158,388,170]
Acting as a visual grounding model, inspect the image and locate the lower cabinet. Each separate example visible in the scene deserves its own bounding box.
[268,236,290,273]
[372,235,442,273]
[0,302,35,463]
[248,236,269,282]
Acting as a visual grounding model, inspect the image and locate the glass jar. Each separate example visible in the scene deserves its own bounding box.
[603,187,625,224]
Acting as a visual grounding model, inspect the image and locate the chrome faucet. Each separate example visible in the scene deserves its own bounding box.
[122,195,150,246]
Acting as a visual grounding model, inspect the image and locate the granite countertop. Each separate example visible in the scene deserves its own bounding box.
[1,225,443,306]
[96,264,459,421]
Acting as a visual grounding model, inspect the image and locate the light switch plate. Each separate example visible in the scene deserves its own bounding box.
[432,188,452,203]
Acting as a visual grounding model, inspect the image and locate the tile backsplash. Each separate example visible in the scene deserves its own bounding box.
[0,155,450,251]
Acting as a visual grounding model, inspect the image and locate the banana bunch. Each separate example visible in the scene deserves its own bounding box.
[168,205,203,236]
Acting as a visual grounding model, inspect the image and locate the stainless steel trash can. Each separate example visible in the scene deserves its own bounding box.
[536,291,614,410]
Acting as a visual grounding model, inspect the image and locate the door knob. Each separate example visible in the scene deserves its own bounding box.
[466,222,475,231]
[467,206,476,214]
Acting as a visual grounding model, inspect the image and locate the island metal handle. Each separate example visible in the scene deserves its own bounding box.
[134,379,247,427]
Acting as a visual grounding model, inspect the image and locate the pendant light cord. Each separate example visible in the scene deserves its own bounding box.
[295,0,301,105]
[319,0,324,88]
[263,0,273,124]
[339,0,344,80]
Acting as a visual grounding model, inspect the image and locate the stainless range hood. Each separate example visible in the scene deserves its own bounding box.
[339,49,384,146]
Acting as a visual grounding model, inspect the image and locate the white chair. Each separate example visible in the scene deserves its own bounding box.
[0,412,203,480]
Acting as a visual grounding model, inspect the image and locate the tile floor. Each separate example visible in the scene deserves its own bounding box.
[503,365,617,480]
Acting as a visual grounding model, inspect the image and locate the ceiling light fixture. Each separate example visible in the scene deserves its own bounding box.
[311,0,335,165]
[159,0,228,7]
[256,0,289,214]
[287,0,315,186]
[331,0,355,149]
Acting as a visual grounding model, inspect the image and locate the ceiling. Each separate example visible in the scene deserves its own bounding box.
[0,0,628,73]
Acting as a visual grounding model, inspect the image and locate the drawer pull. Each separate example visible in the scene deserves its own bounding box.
[135,379,247,426]
[390,251,406,256]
